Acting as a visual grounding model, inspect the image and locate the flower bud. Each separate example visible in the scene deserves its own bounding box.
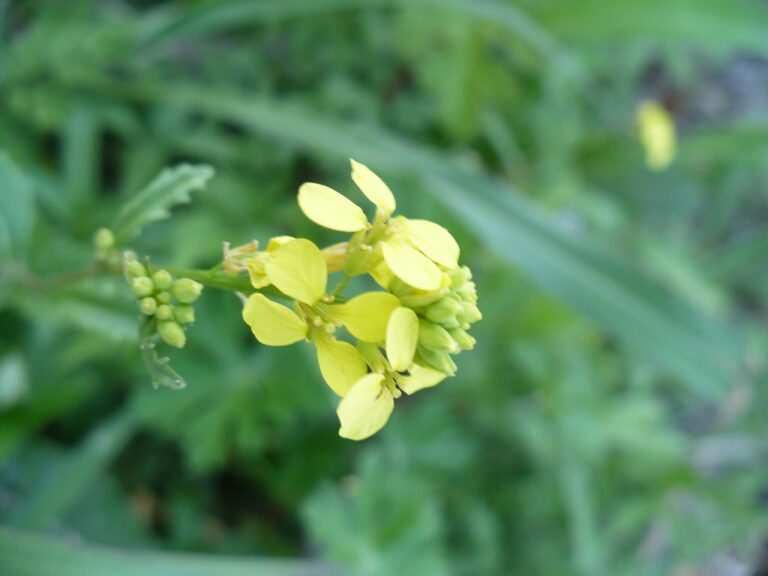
[397,290,446,309]
[417,346,457,376]
[449,328,475,351]
[152,269,174,290]
[131,277,154,298]
[460,301,482,324]
[456,281,477,302]
[424,297,462,325]
[174,304,195,324]
[156,291,172,304]
[139,297,157,316]
[172,278,203,304]
[94,228,115,251]
[124,260,147,279]
[158,321,186,349]
[156,304,174,321]
[418,320,459,353]
[447,266,472,286]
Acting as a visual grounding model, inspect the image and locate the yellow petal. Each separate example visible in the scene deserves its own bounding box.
[382,238,442,291]
[242,294,307,346]
[246,256,270,289]
[399,363,448,395]
[327,292,400,342]
[637,101,676,171]
[337,374,394,440]
[350,159,396,216]
[369,259,394,289]
[314,335,369,397]
[265,238,327,304]
[405,219,460,268]
[298,183,368,232]
[265,235,294,252]
[385,307,419,371]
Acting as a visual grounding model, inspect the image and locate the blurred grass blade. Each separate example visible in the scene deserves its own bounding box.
[430,172,738,395]
[88,79,740,393]
[141,0,562,61]
[536,0,768,53]
[8,408,138,529]
[0,152,35,263]
[0,526,336,576]
[110,164,214,244]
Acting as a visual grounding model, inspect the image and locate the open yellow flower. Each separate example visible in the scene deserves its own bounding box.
[297,159,460,291]
[241,238,400,396]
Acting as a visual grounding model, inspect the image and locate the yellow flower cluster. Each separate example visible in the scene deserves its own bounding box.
[235,160,480,440]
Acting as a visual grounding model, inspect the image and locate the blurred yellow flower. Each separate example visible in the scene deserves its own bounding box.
[637,100,676,171]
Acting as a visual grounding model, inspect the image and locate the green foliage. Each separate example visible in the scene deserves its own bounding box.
[111,164,215,244]
[2,0,768,575]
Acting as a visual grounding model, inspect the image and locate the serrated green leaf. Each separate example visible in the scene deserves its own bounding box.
[110,163,214,244]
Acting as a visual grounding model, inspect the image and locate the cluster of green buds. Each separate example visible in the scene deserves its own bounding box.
[123,252,203,349]
[228,159,481,440]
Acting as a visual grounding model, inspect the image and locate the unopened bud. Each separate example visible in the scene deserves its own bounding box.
[152,269,174,290]
[424,297,462,325]
[418,320,459,353]
[449,328,475,351]
[398,290,446,309]
[131,277,154,298]
[156,291,172,304]
[158,321,186,349]
[139,297,157,316]
[460,302,482,324]
[417,346,457,376]
[94,228,115,251]
[124,260,147,279]
[156,304,174,321]
[172,278,203,304]
[174,305,195,324]
[447,266,472,286]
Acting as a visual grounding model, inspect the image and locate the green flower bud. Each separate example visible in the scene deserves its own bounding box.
[139,297,157,316]
[94,228,115,251]
[456,281,477,301]
[460,301,482,324]
[397,290,447,309]
[424,297,462,325]
[447,266,472,286]
[172,278,203,304]
[174,304,195,324]
[124,260,147,279]
[131,277,154,298]
[417,346,457,376]
[449,328,475,351]
[152,269,174,290]
[418,319,459,353]
[156,291,172,304]
[158,321,186,349]
[156,304,174,321]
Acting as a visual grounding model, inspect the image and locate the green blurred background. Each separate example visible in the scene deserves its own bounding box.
[2,1,768,574]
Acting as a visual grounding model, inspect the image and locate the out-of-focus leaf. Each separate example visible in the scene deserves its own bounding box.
[8,408,138,529]
[0,151,35,262]
[110,164,214,244]
[9,278,137,341]
[0,526,336,576]
[536,0,768,54]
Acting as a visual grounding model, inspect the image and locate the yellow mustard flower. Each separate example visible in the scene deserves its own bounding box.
[297,159,460,291]
[637,100,677,171]
[241,238,399,396]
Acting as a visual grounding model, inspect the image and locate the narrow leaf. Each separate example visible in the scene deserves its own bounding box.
[111,163,214,244]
